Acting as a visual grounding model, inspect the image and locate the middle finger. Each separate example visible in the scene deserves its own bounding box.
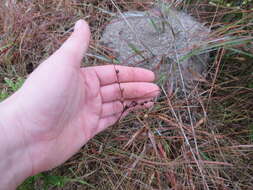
[100,82,159,103]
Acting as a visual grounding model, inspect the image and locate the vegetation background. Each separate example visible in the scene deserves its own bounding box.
[0,0,252,189]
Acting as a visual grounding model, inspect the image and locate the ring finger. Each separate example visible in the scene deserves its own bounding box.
[101,98,154,118]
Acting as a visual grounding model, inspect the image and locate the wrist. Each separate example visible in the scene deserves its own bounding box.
[0,98,33,189]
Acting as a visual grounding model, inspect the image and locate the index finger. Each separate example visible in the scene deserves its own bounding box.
[83,65,155,86]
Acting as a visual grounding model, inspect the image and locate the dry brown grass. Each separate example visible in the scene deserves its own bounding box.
[1,0,253,189]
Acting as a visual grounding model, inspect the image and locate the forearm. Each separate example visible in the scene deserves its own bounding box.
[0,100,32,190]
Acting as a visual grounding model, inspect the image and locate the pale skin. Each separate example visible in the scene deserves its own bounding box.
[0,20,159,189]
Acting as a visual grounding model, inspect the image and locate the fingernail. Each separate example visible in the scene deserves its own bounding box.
[74,19,84,31]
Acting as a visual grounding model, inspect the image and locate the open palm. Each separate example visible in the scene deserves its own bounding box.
[5,20,159,175]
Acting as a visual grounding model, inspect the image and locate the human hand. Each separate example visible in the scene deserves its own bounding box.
[0,20,159,187]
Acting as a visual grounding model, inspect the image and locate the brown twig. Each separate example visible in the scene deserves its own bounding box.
[102,65,155,151]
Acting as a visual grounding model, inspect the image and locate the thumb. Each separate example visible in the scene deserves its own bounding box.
[54,19,91,67]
